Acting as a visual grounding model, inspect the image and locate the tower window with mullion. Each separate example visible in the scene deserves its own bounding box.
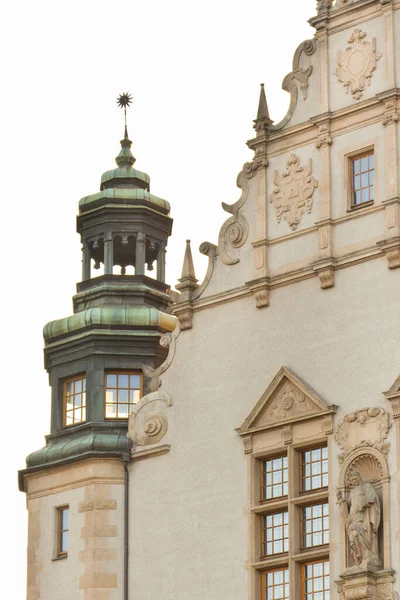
[64,375,86,426]
[105,371,142,419]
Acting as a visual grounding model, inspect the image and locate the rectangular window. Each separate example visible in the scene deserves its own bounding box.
[262,568,289,600]
[303,560,330,600]
[262,511,289,556]
[302,503,329,548]
[351,151,374,208]
[105,372,142,419]
[64,375,86,426]
[261,455,288,501]
[301,446,328,492]
[57,506,69,557]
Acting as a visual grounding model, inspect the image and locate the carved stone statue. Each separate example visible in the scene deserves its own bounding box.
[337,470,382,570]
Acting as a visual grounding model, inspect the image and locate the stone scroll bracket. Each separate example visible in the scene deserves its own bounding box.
[218,169,250,266]
[127,323,181,460]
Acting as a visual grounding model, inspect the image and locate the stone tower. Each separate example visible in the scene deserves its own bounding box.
[18,120,176,600]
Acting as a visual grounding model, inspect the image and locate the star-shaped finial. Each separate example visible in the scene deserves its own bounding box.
[117,92,133,109]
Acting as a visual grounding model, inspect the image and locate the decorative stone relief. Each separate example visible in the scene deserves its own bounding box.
[335,29,382,101]
[270,154,318,230]
[218,169,250,265]
[316,123,332,148]
[335,407,390,463]
[381,99,399,127]
[263,381,315,424]
[238,366,337,434]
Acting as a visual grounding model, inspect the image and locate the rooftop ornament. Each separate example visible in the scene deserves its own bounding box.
[117,92,133,139]
[115,92,136,168]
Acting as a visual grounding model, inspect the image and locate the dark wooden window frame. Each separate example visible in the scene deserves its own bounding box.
[301,558,330,600]
[261,509,289,558]
[300,501,329,550]
[104,370,143,420]
[349,149,375,210]
[261,566,290,600]
[300,444,328,493]
[56,506,69,558]
[260,453,289,503]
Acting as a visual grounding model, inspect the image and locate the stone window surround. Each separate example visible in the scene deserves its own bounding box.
[238,367,336,600]
[345,145,375,212]
[54,504,69,560]
[250,441,330,600]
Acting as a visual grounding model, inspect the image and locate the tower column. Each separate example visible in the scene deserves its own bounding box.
[82,245,91,280]
[104,234,114,275]
[157,245,166,282]
[135,233,146,275]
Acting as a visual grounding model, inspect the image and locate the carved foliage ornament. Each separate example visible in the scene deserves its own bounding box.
[270,154,318,230]
[335,29,382,101]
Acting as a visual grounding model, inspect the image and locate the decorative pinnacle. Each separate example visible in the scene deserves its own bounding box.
[176,239,198,294]
[116,92,136,168]
[117,92,133,139]
[253,83,273,134]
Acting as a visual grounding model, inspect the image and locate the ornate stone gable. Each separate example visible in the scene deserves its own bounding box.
[270,154,318,231]
[238,366,336,434]
[335,29,382,101]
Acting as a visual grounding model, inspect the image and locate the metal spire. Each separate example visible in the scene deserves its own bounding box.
[116,93,135,168]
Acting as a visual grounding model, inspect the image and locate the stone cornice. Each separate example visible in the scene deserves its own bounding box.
[171,241,386,315]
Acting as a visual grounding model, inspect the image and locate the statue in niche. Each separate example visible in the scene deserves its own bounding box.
[336,470,382,570]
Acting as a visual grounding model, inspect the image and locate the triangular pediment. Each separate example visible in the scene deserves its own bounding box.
[239,367,333,434]
[384,374,400,398]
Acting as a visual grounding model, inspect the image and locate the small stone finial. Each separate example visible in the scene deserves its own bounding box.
[257,84,270,121]
[253,83,273,133]
[176,240,198,293]
[116,92,136,168]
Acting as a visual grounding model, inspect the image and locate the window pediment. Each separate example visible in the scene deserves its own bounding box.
[238,367,337,435]
[384,374,400,419]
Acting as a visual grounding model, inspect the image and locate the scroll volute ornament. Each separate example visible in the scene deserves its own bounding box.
[335,29,382,100]
[270,154,318,230]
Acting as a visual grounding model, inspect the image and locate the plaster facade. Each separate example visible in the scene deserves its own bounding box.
[20,1,400,600]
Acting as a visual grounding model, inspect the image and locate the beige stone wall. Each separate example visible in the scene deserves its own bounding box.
[24,460,124,600]
[135,258,400,600]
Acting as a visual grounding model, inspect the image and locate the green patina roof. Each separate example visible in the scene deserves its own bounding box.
[79,187,170,212]
[26,430,131,468]
[44,306,176,342]
[101,165,151,187]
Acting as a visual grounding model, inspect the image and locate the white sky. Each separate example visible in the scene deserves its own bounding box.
[0,0,316,594]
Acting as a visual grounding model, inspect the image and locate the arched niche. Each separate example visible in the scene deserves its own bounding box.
[337,448,390,571]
